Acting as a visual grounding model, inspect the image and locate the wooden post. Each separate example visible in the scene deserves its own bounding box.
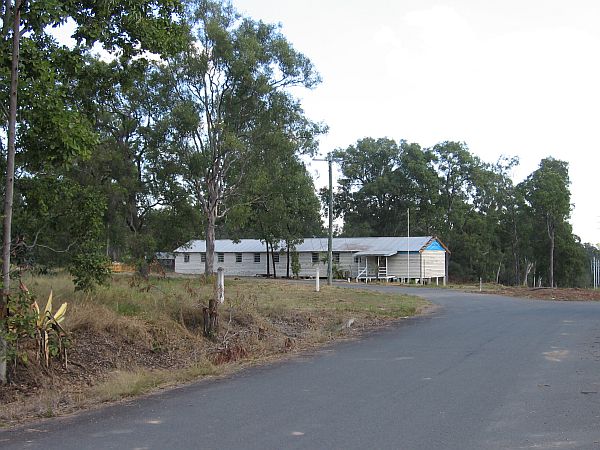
[203,268,223,338]
[315,268,320,292]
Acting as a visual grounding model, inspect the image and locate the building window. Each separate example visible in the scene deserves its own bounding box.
[235,253,242,263]
[254,253,261,263]
[217,252,224,263]
[333,252,340,264]
[273,252,280,263]
[312,252,319,264]
[201,252,206,262]
[184,254,190,263]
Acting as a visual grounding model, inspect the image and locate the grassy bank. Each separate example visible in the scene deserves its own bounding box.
[0,273,426,426]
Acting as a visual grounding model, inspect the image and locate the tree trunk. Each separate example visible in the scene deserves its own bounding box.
[1,0,21,384]
[513,251,520,286]
[205,208,217,275]
[202,298,219,337]
[546,217,555,288]
[495,260,502,284]
[524,260,533,287]
[270,241,277,279]
[265,241,270,277]
[512,213,520,286]
[513,253,520,286]
[286,243,290,278]
[549,229,555,288]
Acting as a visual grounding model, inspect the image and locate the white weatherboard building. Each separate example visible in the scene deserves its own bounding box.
[173,236,449,284]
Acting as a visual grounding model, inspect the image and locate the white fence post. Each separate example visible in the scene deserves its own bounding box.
[217,267,225,304]
[315,267,320,292]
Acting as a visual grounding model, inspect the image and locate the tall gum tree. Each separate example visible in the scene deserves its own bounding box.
[522,157,571,287]
[164,0,320,275]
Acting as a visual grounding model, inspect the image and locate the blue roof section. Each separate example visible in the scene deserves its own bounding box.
[426,240,445,251]
[174,236,448,255]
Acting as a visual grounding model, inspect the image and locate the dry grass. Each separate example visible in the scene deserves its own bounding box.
[1,272,427,427]
[91,361,219,402]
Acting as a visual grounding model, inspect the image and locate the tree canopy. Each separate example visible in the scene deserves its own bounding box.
[1,0,325,283]
[331,137,588,287]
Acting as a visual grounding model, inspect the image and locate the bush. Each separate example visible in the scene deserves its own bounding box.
[291,252,300,278]
[69,245,111,291]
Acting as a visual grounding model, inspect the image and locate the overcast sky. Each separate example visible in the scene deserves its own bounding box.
[232,0,599,244]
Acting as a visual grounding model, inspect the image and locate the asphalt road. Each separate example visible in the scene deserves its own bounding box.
[2,287,600,450]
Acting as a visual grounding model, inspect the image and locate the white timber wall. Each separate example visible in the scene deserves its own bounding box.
[174,250,446,279]
[174,251,356,277]
[387,253,423,279]
[292,251,354,277]
[175,252,203,274]
[421,250,446,278]
[176,251,286,276]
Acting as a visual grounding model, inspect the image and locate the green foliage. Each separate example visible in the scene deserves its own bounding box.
[291,251,301,279]
[69,243,111,292]
[12,176,110,290]
[332,264,348,280]
[521,158,572,286]
[2,285,69,377]
[2,287,37,368]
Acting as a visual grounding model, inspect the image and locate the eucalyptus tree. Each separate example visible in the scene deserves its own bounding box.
[0,0,187,382]
[332,138,441,237]
[465,156,519,282]
[430,141,480,234]
[332,137,403,236]
[227,155,322,278]
[522,158,571,287]
[66,57,196,264]
[223,87,324,277]
[395,141,440,235]
[163,0,320,275]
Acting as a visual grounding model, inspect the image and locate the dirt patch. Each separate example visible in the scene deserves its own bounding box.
[469,285,600,301]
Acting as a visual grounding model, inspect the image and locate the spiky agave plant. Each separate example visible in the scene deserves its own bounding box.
[32,291,68,368]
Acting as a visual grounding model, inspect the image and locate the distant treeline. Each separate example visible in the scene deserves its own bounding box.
[1,0,596,290]
[327,138,598,287]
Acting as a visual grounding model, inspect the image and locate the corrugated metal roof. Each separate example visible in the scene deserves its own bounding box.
[174,236,439,254]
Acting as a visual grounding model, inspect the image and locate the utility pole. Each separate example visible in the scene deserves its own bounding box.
[407,208,410,284]
[314,154,337,286]
[327,155,333,286]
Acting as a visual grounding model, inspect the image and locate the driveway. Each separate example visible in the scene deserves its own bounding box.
[2,287,600,449]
